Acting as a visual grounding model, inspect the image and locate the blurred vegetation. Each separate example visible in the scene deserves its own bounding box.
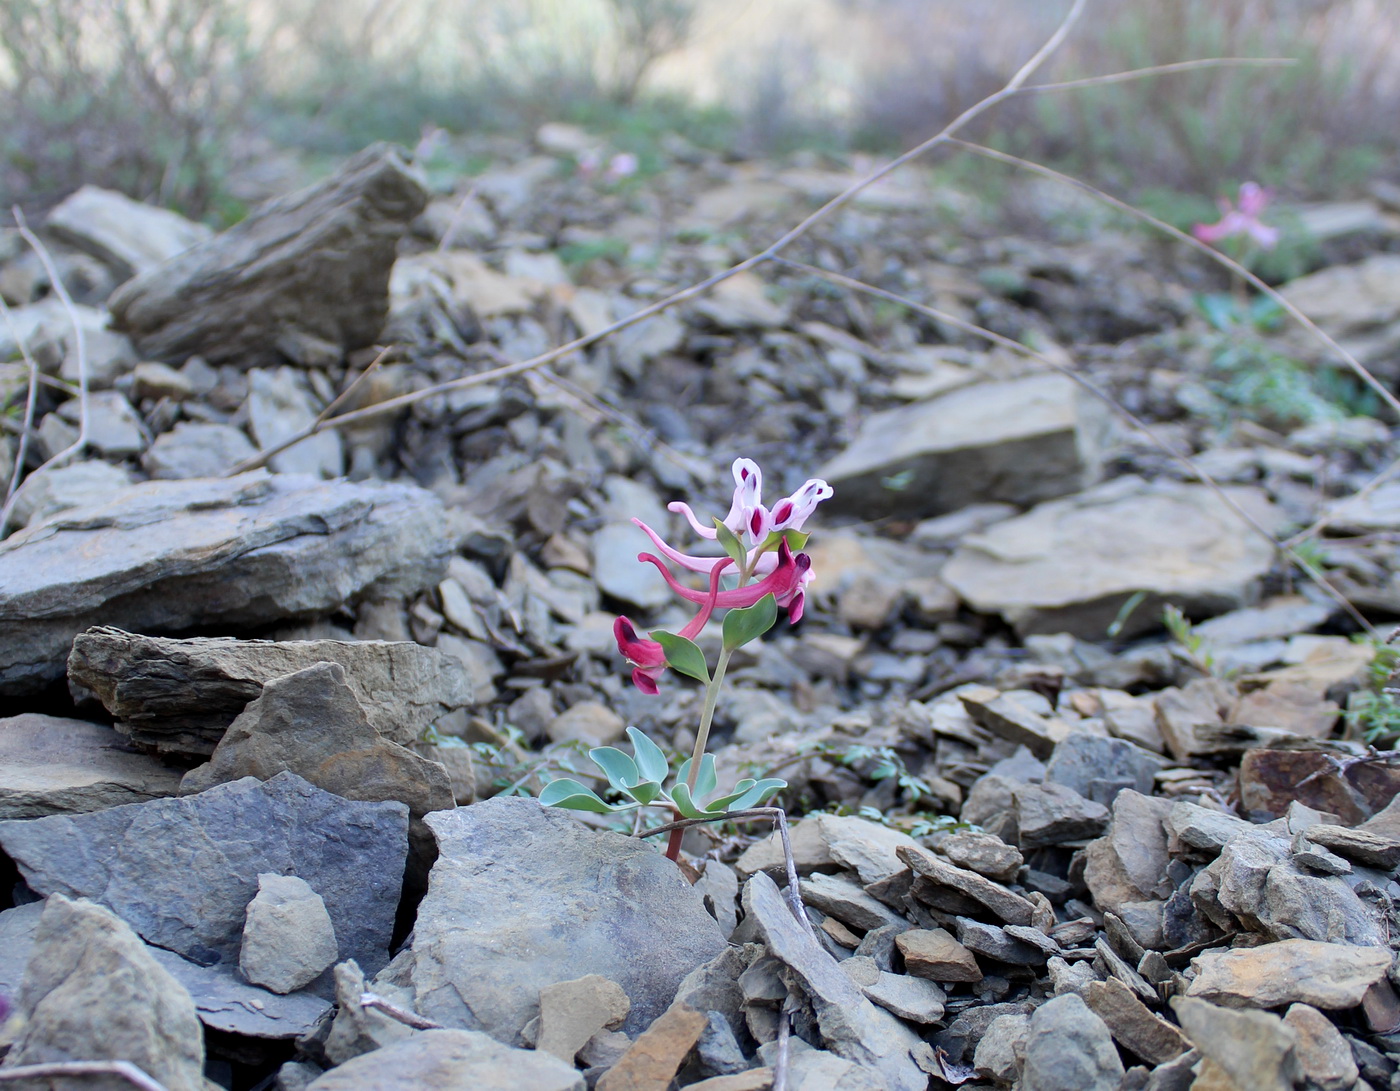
[0,0,1395,222]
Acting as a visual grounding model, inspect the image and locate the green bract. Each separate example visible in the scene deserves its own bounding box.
[721,592,777,652]
[649,630,710,683]
[540,727,785,817]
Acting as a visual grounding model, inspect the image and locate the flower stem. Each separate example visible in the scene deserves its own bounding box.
[664,645,733,862]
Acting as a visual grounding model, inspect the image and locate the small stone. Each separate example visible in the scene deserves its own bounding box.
[9,459,134,528]
[595,1002,707,1091]
[132,360,195,401]
[306,1028,583,1091]
[801,871,908,932]
[973,1012,1031,1083]
[1283,1004,1359,1091]
[593,522,671,609]
[537,974,631,1064]
[898,843,1037,924]
[896,927,983,983]
[1084,977,1190,1065]
[1047,956,1100,997]
[324,958,417,1064]
[1154,677,1236,761]
[547,700,626,746]
[956,917,1047,965]
[937,829,1023,882]
[1302,824,1400,870]
[142,421,258,479]
[1163,801,1251,857]
[1044,733,1167,806]
[1020,993,1124,1091]
[1172,996,1300,1091]
[1013,781,1110,848]
[960,686,1057,758]
[240,873,339,994]
[862,970,947,1024]
[1187,940,1391,1010]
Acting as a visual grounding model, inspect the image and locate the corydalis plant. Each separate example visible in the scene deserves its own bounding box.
[540,458,832,860]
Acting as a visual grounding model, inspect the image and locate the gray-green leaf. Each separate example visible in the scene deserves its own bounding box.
[650,630,710,683]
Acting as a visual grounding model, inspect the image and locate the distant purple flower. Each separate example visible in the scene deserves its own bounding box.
[604,152,639,183]
[1193,182,1279,250]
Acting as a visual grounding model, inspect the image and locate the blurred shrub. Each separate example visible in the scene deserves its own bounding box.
[0,0,260,217]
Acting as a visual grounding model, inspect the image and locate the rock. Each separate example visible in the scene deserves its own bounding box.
[943,477,1280,638]
[1278,254,1400,375]
[1282,1004,1359,1091]
[937,830,1023,882]
[899,843,1036,924]
[411,799,725,1042]
[142,421,258,478]
[0,713,181,818]
[959,685,1057,757]
[8,460,134,529]
[247,367,345,477]
[55,389,147,458]
[1163,801,1251,857]
[131,360,194,401]
[742,871,930,1091]
[1084,977,1189,1064]
[1238,746,1399,825]
[1082,790,1174,911]
[181,662,455,817]
[1,473,451,696]
[691,271,788,329]
[1019,993,1124,1091]
[536,975,630,1065]
[861,970,946,1024]
[801,872,908,932]
[546,700,627,746]
[1013,781,1110,848]
[1172,996,1300,1091]
[1186,940,1391,1010]
[592,521,672,609]
[1301,824,1400,869]
[1044,734,1167,806]
[324,958,418,1064]
[595,1002,707,1091]
[1,894,205,1091]
[110,144,428,368]
[818,372,1109,519]
[0,772,408,974]
[305,1028,584,1091]
[68,627,469,759]
[955,917,1047,965]
[735,813,918,885]
[973,1011,1030,1083]
[1230,679,1339,738]
[896,927,983,983]
[240,873,340,995]
[46,184,213,278]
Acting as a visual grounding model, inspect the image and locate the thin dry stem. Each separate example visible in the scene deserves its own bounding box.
[0,1060,169,1091]
[772,255,1377,638]
[1024,57,1295,95]
[359,991,444,1030]
[0,294,41,522]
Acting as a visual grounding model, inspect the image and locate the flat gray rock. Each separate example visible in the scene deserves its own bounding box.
[109,144,427,369]
[1020,993,1124,1091]
[943,476,1281,638]
[818,373,1110,519]
[70,626,469,759]
[1173,997,1300,1091]
[142,422,258,479]
[305,1028,584,1091]
[1186,940,1391,1010]
[0,472,451,695]
[46,184,213,278]
[2,894,206,1091]
[744,871,931,1091]
[0,713,181,818]
[411,798,725,1043]
[0,772,408,975]
[1044,733,1167,806]
[241,873,340,995]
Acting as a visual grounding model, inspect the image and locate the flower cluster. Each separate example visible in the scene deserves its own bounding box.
[613,458,832,694]
[1192,181,1279,251]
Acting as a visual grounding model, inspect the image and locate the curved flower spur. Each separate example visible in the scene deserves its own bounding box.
[540,458,832,860]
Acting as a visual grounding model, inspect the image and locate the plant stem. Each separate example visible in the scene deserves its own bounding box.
[663,645,733,862]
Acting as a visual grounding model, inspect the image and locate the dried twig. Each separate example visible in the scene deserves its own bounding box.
[359,991,443,1030]
[0,1060,169,1091]
[771,1000,793,1091]
[0,294,41,523]
[771,256,1378,638]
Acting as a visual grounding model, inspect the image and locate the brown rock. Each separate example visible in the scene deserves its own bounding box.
[683,1071,774,1091]
[896,928,982,983]
[1283,1004,1359,1091]
[1230,681,1339,739]
[537,975,631,1065]
[898,844,1036,925]
[1084,977,1190,1065]
[1237,749,1387,824]
[1186,939,1391,1010]
[596,1002,707,1091]
[959,685,1056,758]
[1154,677,1236,761]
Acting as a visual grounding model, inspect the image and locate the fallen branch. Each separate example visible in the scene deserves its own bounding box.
[0,1060,169,1091]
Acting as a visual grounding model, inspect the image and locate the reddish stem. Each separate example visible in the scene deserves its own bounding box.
[664,825,685,861]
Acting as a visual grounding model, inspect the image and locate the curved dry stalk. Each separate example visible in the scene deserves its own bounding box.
[359,991,444,1030]
[0,294,41,522]
[771,256,1377,638]
[1023,57,1295,95]
[0,1060,169,1091]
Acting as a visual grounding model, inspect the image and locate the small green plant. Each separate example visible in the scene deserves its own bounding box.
[1163,604,1220,677]
[1344,637,1400,745]
[540,457,832,861]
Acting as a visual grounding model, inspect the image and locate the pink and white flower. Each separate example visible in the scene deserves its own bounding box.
[1193,182,1279,250]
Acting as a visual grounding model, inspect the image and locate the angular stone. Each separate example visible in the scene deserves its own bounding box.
[324,958,418,1064]
[973,1012,1030,1083]
[736,813,918,886]
[595,1002,707,1091]
[546,700,626,746]
[955,917,1046,965]
[0,772,408,974]
[1302,824,1400,869]
[896,927,983,983]
[1186,940,1391,1010]
[1172,997,1299,1091]
[143,421,258,479]
[1084,977,1189,1064]
[592,521,671,609]
[0,713,181,818]
[818,373,1109,519]
[246,367,344,477]
[1020,993,1124,1091]
[1082,790,1174,912]
[1,473,451,696]
[1231,679,1340,738]
[743,872,930,1091]
[2,894,205,1091]
[69,627,469,760]
[537,975,630,1065]
[959,685,1057,757]
[411,799,724,1043]
[801,871,908,932]
[898,843,1036,924]
[111,145,428,369]
[1163,801,1252,857]
[57,390,146,457]
[8,460,134,529]
[944,477,1280,639]
[240,873,340,995]
[1153,677,1237,761]
[46,184,213,278]
[1278,255,1400,374]
[181,662,454,818]
[937,830,1023,882]
[1013,781,1110,848]
[305,1028,584,1091]
[1283,1004,1359,1091]
[861,971,946,1024]
[1044,733,1167,806]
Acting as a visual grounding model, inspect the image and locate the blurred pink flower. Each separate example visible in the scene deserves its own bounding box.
[1193,182,1279,250]
[604,152,639,182]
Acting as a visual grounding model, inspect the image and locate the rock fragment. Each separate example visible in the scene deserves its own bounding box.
[1019,993,1124,1091]
[1186,939,1391,1009]
[306,1028,583,1091]
[240,873,340,994]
